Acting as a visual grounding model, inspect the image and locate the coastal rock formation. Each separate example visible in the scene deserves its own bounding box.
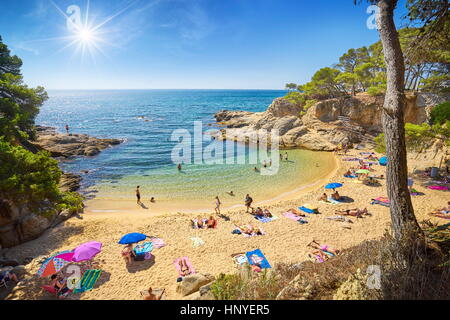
[0,200,83,248]
[176,273,215,297]
[32,126,122,158]
[214,92,445,151]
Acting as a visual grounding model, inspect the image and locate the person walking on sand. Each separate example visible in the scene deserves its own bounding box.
[65,124,70,135]
[245,194,253,213]
[136,186,141,204]
[214,196,221,215]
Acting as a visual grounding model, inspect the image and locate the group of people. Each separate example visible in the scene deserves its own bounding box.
[192,216,217,229]
[135,186,155,205]
[318,190,341,202]
[234,223,264,236]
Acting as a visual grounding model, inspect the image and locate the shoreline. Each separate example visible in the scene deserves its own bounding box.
[4,146,449,300]
[83,152,339,215]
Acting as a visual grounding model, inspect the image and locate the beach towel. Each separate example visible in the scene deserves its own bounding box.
[299,206,317,214]
[149,237,165,249]
[254,215,278,223]
[73,269,102,293]
[245,249,271,269]
[344,175,357,178]
[174,257,196,277]
[190,237,205,248]
[327,198,342,205]
[231,254,248,266]
[283,212,302,221]
[371,197,390,207]
[134,242,153,255]
[427,185,449,191]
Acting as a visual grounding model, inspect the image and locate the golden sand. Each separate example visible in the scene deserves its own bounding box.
[5,149,448,300]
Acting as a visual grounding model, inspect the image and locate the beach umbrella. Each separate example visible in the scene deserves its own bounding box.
[37,251,74,277]
[325,183,343,190]
[379,157,387,166]
[72,241,102,262]
[356,169,370,174]
[118,233,147,244]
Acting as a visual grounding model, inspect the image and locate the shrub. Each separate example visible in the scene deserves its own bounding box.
[430,101,450,125]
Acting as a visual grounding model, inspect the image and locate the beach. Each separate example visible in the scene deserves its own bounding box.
[5,148,449,300]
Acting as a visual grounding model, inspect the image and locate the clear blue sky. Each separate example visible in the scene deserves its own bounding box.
[0,0,409,90]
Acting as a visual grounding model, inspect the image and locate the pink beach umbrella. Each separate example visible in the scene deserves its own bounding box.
[72,241,102,262]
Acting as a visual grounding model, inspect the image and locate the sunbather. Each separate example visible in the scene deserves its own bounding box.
[50,274,70,299]
[206,216,217,228]
[335,208,369,218]
[254,207,264,217]
[263,209,273,218]
[308,240,339,256]
[122,244,135,265]
[178,258,192,277]
[318,193,328,202]
[0,270,18,283]
[286,208,306,217]
[331,190,341,201]
[142,287,165,300]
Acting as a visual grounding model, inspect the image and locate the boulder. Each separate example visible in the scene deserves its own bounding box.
[176,273,214,297]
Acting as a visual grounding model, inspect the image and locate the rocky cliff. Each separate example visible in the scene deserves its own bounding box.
[214,92,446,151]
[0,127,123,249]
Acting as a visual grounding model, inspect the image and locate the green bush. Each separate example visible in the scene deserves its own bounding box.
[430,101,450,125]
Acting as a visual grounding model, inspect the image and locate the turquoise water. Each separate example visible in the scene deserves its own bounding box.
[37,90,335,205]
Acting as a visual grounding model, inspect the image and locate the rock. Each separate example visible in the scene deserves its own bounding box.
[12,265,27,277]
[59,173,82,192]
[31,126,123,158]
[176,273,214,297]
[182,282,215,300]
[0,259,19,267]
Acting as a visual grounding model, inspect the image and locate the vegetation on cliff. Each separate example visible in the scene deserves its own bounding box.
[0,36,82,219]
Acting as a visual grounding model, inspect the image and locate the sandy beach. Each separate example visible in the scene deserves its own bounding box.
[5,148,449,300]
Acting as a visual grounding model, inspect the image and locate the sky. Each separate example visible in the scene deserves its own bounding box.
[0,0,409,90]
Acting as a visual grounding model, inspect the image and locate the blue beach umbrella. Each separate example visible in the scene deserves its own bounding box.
[379,156,387,166]
[325,183,343,190]
[118,233,147,245]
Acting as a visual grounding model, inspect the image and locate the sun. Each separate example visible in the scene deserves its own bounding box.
[77,28,94,43]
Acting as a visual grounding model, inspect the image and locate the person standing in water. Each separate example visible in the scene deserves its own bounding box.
[136,186,141,204]
[65,124,70,135]
[214,196,221,215]
[285,152,288,161]
[177,163,182,171]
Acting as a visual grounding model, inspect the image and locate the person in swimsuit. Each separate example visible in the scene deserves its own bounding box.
[214,196,221,215]
[65,124,69,135]
[177,163,182,171]
[50,274,69,298]
[178,259,191,277]
[136,186,141,204]
[122,244,135,265]
[245,194,253,213]
[0,271,18,283]
[143,287,165,300]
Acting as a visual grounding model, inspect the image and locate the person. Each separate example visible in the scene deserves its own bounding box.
[150,197,155,203]
[136,186,141,204]
[335,208,369,218]
[269,159,272,167]
[344,169,353,177]
[285,152,288,161]
[227,191,235,196]
[263,208,272,218]
[178,259,192,277]
[254,207,264,217]
[0,270,18,284]
[206,216,217,228]
[65,124,69,135]
[50,274,70,299]
[214,196,221,215]
[280,153,283,161]
[143,287,165,300]
[331,190,340,201]
[122,244,135,265]
[286,208,305,217]
[254,167,259,172]
[262,160,267,168]
[308,240,339,259]
[245,194,253,213]
[318,193,328,202]
[177,163,182,171]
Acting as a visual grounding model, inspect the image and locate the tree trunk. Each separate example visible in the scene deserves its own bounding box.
[377,0,422,240]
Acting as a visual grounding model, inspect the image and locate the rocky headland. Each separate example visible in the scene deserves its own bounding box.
[214,92,447,151]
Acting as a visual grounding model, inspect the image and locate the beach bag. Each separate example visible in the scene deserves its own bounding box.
[134,253,145,261]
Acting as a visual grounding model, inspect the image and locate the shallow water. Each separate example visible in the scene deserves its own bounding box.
[37,90,335,206]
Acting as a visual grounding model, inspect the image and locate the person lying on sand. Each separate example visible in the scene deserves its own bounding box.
[178,259,192,277]
[234,224,263,236]
[430,202,450,219]
[286,208,306,217]
[307,240,339,257]
[335,208,369,218]
[206,216,217,228]
[318,193,328,202]
[254,207,264,217]
[122,244,135,265]
[142,287,165,300]
[263,209,273,218]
